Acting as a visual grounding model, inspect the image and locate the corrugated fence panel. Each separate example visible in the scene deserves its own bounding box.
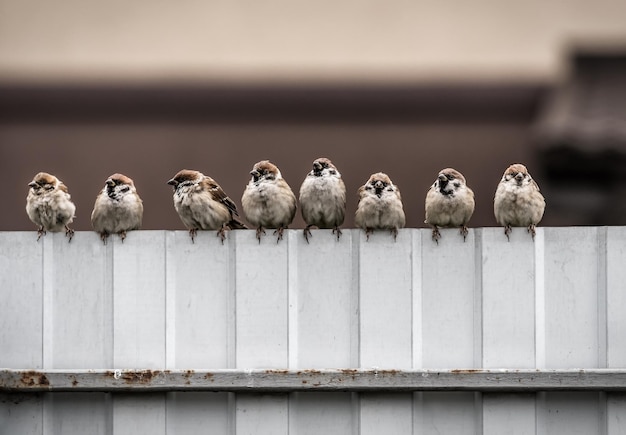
[481,227,537,435]
[165,230,234,435]
[607,227,626,435]
[417,228,480,435]
[2,228,626,434]
[290,229,355,435]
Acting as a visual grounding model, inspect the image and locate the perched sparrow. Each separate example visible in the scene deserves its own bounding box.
[494,163,546,240]
[355,172,405,241]
[26,172,76,241]
[167,169,246,243]
[241,160,297,243]
[91,173,143,244]
[299,157,346,242]
[425,168,475,243]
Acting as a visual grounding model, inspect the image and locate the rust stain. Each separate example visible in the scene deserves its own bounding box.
[120,370,156,384]
[450,369,483,374]
[265,369,289,374]
[20,371,50,388]
[204,373,214,381]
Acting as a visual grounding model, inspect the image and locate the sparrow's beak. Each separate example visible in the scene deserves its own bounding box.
[250,170,260,182]
[515,173,524,183]
[374,180,384,190]
[313,162,323,174]
[106,179,115,188]
[28,181,37,188]
[167,179,177,186]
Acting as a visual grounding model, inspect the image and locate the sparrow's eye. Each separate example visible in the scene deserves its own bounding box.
[446,174,454,180]
[120,186,130,193]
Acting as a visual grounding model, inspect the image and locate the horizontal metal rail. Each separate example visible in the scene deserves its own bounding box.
[3,369,626,393]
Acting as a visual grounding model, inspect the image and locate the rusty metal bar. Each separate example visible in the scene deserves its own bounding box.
[3,369,626,393]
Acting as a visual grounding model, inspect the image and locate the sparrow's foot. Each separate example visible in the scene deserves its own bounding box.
[332,226,342,241]
[256,226,266,243]
[217,224,228,245]
[431,226,441,244]
[460,225,469,242]
[119,230,127,243]
[273,226,286,243]
[504,224,512,241]
[188,228,197,243]
[303,225,314,244]
[365,228,373,241]
[65,226,74,242]
[100,232,109,245]
[528,224,536,240]
[390,227,398,241]
[36,227,46,241]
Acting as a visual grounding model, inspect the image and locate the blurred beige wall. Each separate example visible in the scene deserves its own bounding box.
[1,0,626,84]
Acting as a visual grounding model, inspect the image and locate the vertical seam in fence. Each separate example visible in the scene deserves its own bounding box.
[598,227,609,435]
[229,231,238,435]
[104,236,114,435]
[473,229,484,434]
[597,226,608,369]
[41,235,54,435]
[352,229,361,368]
[352,230,361,435]
[42,235,54,369]
[229,231,237,370]
[165,231,176,370]
[412,229,422,369]
[534,228,546,370]
[474,228,483,369]
[288,230,298,370]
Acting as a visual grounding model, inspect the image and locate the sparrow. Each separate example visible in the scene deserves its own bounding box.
[355,172,405,241]
[494,163,546,240]
[299,157,346,242]
[241,160,297,243]
[26,172,76,241]
[91,173,143,244]
[424,168,475,243]
[167,169,246,243]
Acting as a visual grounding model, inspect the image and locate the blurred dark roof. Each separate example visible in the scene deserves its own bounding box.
[535,52,626,152]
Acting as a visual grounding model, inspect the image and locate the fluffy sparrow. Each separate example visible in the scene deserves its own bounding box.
[241,160,297,243]
[26,172,76,241]
[355,172,405,240]
[299,157,346,242]
[425,168,475,243]
[91,173,143,244]
[494,163,546,240]
[168,169,246,243]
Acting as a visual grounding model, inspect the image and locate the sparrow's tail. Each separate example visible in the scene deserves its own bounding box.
[227,219,248,230]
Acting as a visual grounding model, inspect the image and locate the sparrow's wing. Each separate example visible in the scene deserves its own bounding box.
[202,177,240,217]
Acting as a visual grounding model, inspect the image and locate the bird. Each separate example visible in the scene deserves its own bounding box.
[91,173,143,244]
[424,168,475,243]
[26,172,76,241]
[167,169,246,243]
[299,157,346,242]
[355,172,405,241]
[494,163,545,240]
[241,160,297,243]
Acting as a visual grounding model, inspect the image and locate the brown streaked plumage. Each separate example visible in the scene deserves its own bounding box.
[241,160,297,243]
[425,168,475,243]
[355,172,405,241]
[91,173,143,244]
[168,169,246,243]
[26,172,76,241]
[494,163,545,240]
[299,157,346,242]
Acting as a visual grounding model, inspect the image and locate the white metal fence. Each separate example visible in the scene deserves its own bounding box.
[1,228,626,434]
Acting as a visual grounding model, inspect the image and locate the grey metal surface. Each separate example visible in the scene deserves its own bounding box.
[2,228,626,434]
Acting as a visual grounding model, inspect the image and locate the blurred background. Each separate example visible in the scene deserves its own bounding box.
[2,0,626,232]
